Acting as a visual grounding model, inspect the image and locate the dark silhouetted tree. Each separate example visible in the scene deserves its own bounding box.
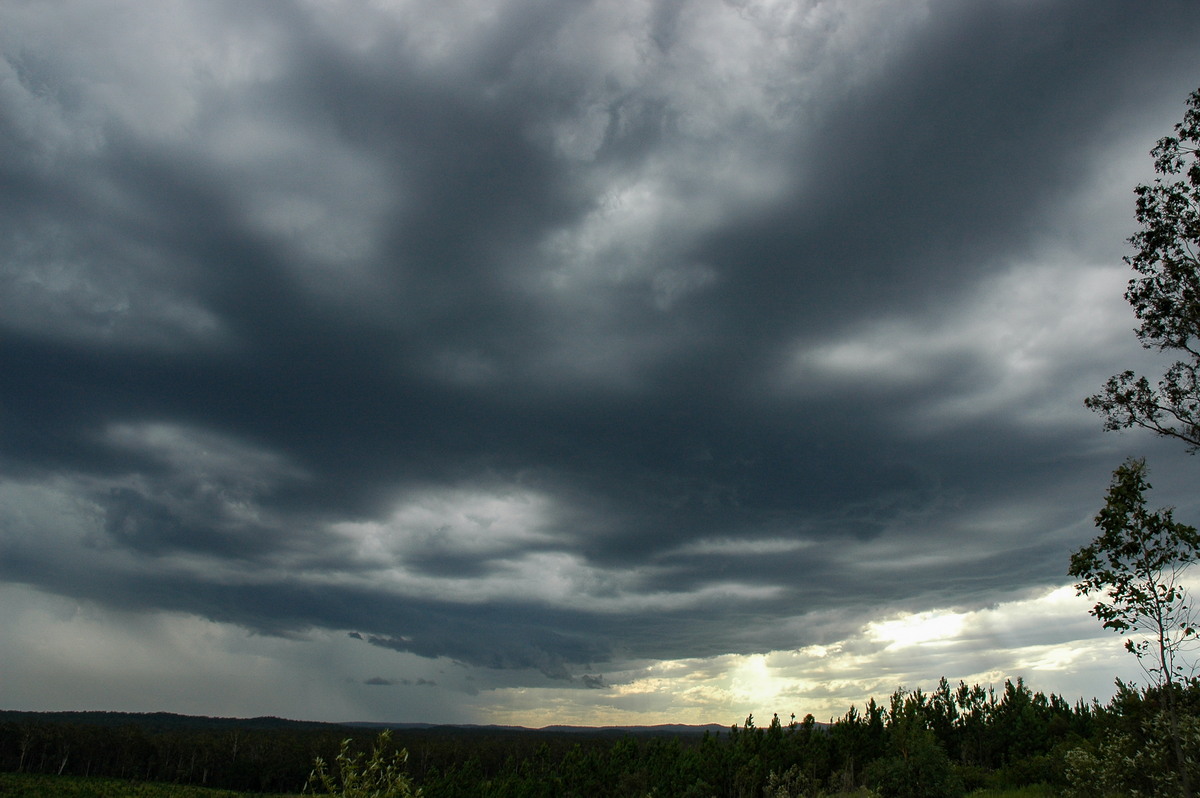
[1086,88,1200,449]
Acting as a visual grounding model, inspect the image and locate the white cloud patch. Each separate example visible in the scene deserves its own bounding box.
[326,488,784,612]
[0,1,285,151]
[666,537,814,557]
[333,487,559,562]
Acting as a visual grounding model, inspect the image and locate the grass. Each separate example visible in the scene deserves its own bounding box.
[0,772,299,797]
[0,771,1066,797]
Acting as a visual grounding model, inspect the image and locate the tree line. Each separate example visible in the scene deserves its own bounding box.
[0,676,1184,796]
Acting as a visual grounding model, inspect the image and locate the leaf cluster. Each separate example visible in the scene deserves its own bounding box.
[1086,88,1200,449]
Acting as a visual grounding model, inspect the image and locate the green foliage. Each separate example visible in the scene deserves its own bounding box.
[1069,459,1200,796]
[1069,458,1200,688]
[1133,709,1200,797]
[763,763,817,797]
[0,771,279,797]
[1060,680,1200,798]
[1086,87,1200,450]
[862,690,964,798]
[305,731,421,798]
[1062,731,1144,798]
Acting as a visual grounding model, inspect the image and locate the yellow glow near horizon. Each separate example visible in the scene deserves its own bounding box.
[473,584,1141,728]
[730,654,775,703]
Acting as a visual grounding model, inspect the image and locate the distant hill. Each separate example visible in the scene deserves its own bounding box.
[0,710,729,737]
[344,720,730,736]
[0,710,345,732]
[536,723,730,736]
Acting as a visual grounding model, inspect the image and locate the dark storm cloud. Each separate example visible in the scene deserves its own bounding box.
[694,4,1176,331]
[364,676,436,687]
[3,0,1200,686]
[581,674,607,690]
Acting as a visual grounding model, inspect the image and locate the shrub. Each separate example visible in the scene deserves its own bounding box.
[304,730,421,798]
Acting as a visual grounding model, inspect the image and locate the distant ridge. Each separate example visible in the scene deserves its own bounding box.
[0,710,728,736]
[0,710,343,732]
[344,720,730,736]
[539,723,730,736]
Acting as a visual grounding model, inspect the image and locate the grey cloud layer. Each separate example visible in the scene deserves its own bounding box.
[3,0,1199,686]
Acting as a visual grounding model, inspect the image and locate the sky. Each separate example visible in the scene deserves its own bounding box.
[2,0,1200,728]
